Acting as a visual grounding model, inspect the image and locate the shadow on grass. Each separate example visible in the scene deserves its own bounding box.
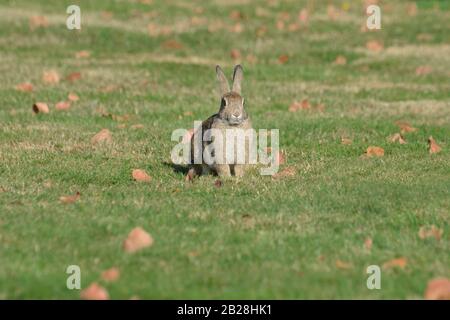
[163,161,190,175]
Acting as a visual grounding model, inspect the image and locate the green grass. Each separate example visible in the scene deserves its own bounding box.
[0,0,449,299]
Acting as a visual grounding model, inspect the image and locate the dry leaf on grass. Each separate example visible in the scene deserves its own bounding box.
[272,167,296,179]
[214,179,223,188]
[101,267,120,282]
[364,146,384,157]
[123,227,154,253]
[395,121,417,133]
[428,136,442,154]
[68,93,79,102]
[229,23,244,33]
[230,49,241,60]
[132,169,152,182]
[418,225,443,241]
[75,50,90,59]
[131,124,144,129]
[298,8,309,25]
[383,257,407,270]
[66,72,82,82]
[278,54,289,64]
[55,101,71,111]
[16,82,33,92]
[389,133,407,144]
[335,260,353,270]
[341,138,352,145]
[91,129,112,145]
[364,237,373,250]
[59,192,80,204]
[289,99,310,112]
[415,66,432,76]
[366,40,384,52]
[162,39,184,50]
[42,70,60,85]
[334,55,347,65]
[407,3,418,16]
[32,102,49,114]
[29,16,49,29]
[424,278,450,300]
[80,283,109,300]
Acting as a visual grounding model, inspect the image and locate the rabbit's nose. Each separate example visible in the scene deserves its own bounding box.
[231,112,241,119]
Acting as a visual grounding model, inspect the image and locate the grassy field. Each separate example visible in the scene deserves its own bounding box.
[0,0,449,299]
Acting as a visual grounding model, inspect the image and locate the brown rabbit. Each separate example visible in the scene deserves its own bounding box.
[189,65,253,177]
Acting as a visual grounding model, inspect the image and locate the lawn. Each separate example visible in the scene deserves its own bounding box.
[0,0,449,299]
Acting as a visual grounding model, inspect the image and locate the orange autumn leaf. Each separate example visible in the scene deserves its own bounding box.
[383,257,407,269]
[341,138,352,145]
[364,237,373,250]
[68,93,79,102]
[366,40,383,52]
[230,48,241,60]
[42,70,60,85]
[80,283,109,300]
[29,16,49,29]
[278,54,289,64]
[335,259,353,270]
[428,136,442,154]
[415,66,432,76]
[75,50,90,59]
[334,55,347,65]
[162,39,184,50]
[289,99,310,112]
[298,8,309,25]
[66,72,82,82]
[55,101,71,111]
[365,146,384,157]
[16,82,34,92]
[418,225,443,241]
[32,102,49,114]
[132,169,152,182]
[91,129,112,145]
[395,121,417,133]
[123,227,154,253]
[272,167,296,179]
[389,133,407,144]
[424,278,450,300]
[229,23,244,33]
[59,192,81,204]
[101,267,120,282]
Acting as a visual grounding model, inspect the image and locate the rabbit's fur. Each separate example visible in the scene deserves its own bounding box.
[189,65,253,177]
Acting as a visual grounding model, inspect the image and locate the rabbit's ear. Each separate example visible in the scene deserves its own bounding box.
[232,65,243,94]
[216,65,230,96]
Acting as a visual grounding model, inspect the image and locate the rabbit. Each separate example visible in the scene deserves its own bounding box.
[188,65,253,178]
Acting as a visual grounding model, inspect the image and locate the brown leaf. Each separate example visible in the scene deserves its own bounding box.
[418,225,443,241]
[162,39,184,50]
[395,121,417,134]
[229,23,244,33]
[80,283,109,300]
[341,138,352,145]
[75,50,90,59]
[230,49,241,60]
[55,101,71,111]
[229,10,243,20]
[335,259,353,270]
[364,237,373,250]
[214,179,223,188]
[415,66,432,76]
[334,55,347,65]
[278,54,289,64]
[298,8,309,24]
[365,146,384,157]
[407,3,418,17]
[32,102,49,114]
[132,169,151,183]
[383,257,407,269]
[272,166,296,179]
[389,133,407,144]
[428,136,442,154]
[366,40,384,52]
[68,93,79,102]
[59,192,80,204]
[289,99,310,112]
[29,16,49,29]
[123,227,154,253]
[66,72,82,82]
[276,20,285,31]
[424,278,450,300]
[131,124,144,129]
[16,82,34,92]
[101,267,120,282]
[91,129,112,145]
[42,70,60,85]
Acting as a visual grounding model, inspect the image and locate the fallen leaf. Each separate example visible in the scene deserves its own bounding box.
[298,8,309,24]
[334,55,347,65]
[29,16,49,29]
[407,3,418,16]
[132,169,151,182]
[91,129,112,144]
[428,136,442,154]
[230,49,241,60]
[389,133,407,144]
[42,70,60,85]
[256,25,267,37]
[59,192,81,204]
[415,66,432,76]
[229,10,243,20]
[16,82,33,92]
[366,40,384,52]
[101,267,120,282]
[278,54,289,64]
[341,138,352,145]
[162,39,183,50]
[424,278,450,300]
[80,283,109,300]
[66,72,82,82]
[272,166,296,179]
[68,93,79,102]
[419,225,443,241]
[131,124,144,129]
[214,179,223,188]
[0,186,6,193]
[32,102,49,114]
[246,54,258,64]
[383,257,407,269]
[55,101,71,111]
[123,227,154,253]
[229,23,244,33]
[365,146,384,157]
[75,50,90,59]
[335,259,353,270]
[395,121,417,134]
[289,99,310,112]
[364,237,373,250]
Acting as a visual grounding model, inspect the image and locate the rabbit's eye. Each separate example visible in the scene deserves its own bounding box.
[221,98,227,106]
